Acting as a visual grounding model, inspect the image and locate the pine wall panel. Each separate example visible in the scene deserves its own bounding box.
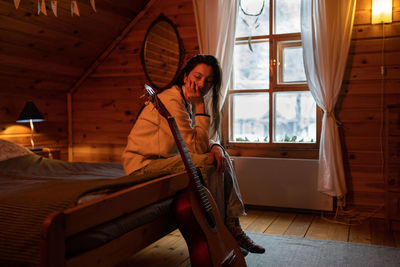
[338,0,400,213]
[69,0,400,216]
[2,0,397,216]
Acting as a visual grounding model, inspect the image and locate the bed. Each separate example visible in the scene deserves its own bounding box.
[0,139,189,266]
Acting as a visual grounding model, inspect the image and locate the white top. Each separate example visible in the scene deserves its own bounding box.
[122,85,214,175]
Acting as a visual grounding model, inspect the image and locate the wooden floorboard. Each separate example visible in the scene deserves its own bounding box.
[245,210,277,233]
[264,212,296,235]
[283,213,314,237]
[305,216,349,241]
[118,208,399,267]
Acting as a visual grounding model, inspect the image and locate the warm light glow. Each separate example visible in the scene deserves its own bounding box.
[372,0,393,24]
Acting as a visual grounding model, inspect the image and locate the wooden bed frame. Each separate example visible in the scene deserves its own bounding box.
[40,171,189,267]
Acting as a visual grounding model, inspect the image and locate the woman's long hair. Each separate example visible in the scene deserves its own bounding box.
[175,54,222,139]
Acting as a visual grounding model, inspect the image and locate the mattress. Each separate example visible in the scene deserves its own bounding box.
[0,153,173,265]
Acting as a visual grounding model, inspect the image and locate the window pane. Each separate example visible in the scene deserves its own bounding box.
[231,93,269,142]
[236,0,269,38]
[233,41,269,89]
[281,46,306,83]
[275,0,301,34]
[273,92,316,143]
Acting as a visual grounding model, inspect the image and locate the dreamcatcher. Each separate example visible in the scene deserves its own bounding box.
[238,0,265,52]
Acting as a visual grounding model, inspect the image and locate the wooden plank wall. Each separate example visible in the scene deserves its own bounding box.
[2,0,396,215]
[338,0,400,215]
[73,0,400,216]
[70,0,199,162]
[71,0,400,215]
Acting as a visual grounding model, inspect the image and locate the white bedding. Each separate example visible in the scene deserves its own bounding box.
[0,139,32,161]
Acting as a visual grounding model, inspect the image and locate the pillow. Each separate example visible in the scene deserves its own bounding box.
[0,139,33,161]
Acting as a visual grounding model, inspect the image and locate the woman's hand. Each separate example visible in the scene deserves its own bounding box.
[185,78,205,104]
[184,78,205,113]
[210,145,226,173]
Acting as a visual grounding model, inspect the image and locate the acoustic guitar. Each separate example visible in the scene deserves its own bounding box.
[144,84,246,267]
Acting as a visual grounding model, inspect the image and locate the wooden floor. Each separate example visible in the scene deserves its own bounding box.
[118,208,400,267]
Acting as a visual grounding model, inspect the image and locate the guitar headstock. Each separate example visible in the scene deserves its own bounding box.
[144,84,156,97]
[143,84,171,119]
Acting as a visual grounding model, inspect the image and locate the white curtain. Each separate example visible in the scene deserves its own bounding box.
[301,0,356,206]
[192,0,238,110]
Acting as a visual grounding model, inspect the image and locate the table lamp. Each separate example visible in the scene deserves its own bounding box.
[16,101,45,151]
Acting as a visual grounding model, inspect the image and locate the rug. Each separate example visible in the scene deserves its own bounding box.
[244,232,400,267]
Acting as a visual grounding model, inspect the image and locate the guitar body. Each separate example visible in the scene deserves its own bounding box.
[173,184,246,267]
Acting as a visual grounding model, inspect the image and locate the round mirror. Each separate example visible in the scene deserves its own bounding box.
[141,14,184,91]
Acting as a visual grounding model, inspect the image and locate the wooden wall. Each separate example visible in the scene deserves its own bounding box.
[70,0,400,215]
[70,0,199,162]
[1,0,399,216]
[338,0,400,215]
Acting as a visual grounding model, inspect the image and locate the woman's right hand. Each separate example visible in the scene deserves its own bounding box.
[185,78,204,104]
[184,78,205,113]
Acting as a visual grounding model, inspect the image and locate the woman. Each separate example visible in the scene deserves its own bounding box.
[122,54,265,254]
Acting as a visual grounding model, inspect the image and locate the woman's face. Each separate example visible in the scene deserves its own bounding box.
[184,63,214,96]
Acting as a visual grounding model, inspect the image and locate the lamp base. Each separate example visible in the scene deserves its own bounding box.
[29,147,43,151]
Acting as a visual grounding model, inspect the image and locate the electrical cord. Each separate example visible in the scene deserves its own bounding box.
[320,205,384,226]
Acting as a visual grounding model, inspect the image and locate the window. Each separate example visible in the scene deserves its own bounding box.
[224,0,320,158]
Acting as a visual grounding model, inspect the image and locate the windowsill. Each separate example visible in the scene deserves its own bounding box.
[225,145,319,159]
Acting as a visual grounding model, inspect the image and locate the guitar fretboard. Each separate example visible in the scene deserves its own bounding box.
[168,118,212,213]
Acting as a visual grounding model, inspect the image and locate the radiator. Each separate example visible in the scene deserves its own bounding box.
[232,156,333,211]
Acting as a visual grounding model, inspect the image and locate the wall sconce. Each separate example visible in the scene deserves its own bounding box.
[16,101,45,151]
[371,0,393,24]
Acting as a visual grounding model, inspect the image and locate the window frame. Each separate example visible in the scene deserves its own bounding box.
[222,1,321,159]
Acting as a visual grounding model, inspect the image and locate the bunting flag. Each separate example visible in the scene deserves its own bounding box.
[12,0,96,16]
[71,0,80,16]
[13,0,21,9]
[51,0,57,16]
[37,0,47,16]
[90,0,96,12]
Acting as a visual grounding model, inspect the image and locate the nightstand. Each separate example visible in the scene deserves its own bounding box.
[32,149,61,160]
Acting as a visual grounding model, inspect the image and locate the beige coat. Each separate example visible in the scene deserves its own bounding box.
[122,85,214,175]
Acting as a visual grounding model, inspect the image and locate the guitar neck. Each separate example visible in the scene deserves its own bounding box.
[167,118,210,207]
[167,116,213,216]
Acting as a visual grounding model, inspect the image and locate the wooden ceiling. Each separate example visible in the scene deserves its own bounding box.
[0,0,150,94]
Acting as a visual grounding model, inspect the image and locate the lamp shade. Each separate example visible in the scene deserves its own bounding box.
[16,101,45,123]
